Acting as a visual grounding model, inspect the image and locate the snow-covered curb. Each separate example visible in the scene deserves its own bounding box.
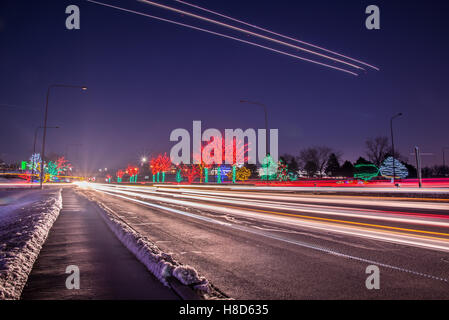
[78,190,224,299]
[0,189,62,300]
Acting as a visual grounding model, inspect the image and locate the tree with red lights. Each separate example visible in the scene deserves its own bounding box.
[193,143,213,183]
[56,156,72,175]
[276,159,289,182]
[199,134,250,183]
[150,157,159,182]
[149,154,172,183]
[116,169,125,183]
[158,153,172,183]
[182,164,200,184]
[127,165,139,183]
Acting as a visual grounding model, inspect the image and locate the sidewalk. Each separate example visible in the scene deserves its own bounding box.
[21,188,178,300]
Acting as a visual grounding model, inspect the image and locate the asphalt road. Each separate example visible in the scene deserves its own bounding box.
[78,183,449,299]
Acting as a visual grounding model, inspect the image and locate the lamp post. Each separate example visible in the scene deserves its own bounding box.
[240,100,269,183]
[390,113,403,185]
[443,147,449,168]
[40,84,87,189]
[414,146,422,188]
[32,126,59,180]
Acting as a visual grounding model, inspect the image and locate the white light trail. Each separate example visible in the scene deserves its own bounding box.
[174,0,379,71]
[85,183,449,253]
[95,184,449,228]
[138,0,365,71]
[156,187,449,211]
[83,185,449,281]
[86,0,358,76]
[153,184,449,194]
[100,191,449,282]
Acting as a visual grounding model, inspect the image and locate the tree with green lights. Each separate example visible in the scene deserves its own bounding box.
[176,168,183,183]
[261,155,277,181]
[354,163,380,181]
[46,161,58,177]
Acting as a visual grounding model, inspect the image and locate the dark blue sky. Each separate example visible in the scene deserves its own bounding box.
[1,0,448,173]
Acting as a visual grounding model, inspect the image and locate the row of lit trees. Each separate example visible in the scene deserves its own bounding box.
[25,154,72,182]
[109,133,448,183]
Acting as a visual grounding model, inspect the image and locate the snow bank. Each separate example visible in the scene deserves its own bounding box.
[0,189,62,300]
[85,195,219,298]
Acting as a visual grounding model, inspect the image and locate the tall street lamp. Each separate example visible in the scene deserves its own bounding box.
[40,84,87,189]
[390,112,403,185]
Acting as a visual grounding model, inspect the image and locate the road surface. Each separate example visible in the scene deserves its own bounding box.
[75,183,449,299]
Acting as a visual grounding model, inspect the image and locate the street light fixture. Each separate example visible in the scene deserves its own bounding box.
[40,84,87,189]
[390,112,403,185]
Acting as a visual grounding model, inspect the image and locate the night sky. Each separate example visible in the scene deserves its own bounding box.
[1,0,448,173]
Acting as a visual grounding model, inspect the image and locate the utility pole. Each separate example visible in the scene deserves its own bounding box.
[414,146,422,188]
[443,147,449,168]
[390,113,403,186]
[410,149,433,187]
[32,126,59,182]
[40,84,87,189]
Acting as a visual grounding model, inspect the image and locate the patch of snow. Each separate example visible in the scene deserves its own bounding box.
[0,189,62,300]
